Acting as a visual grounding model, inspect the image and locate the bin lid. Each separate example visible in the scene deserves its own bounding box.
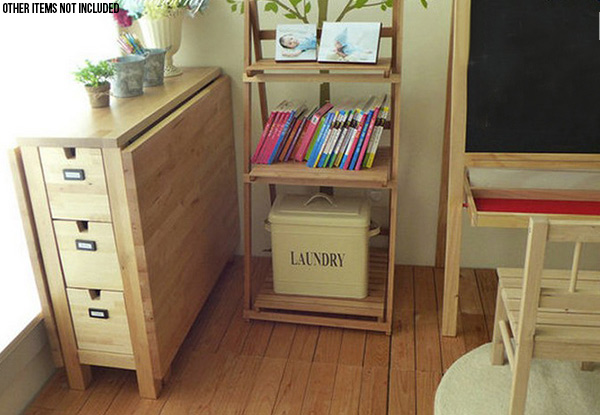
[269,193,370,227]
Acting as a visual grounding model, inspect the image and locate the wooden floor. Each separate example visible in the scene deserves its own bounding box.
[25,258,498,415]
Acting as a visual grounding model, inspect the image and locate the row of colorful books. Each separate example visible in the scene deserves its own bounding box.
[251,95,389,170]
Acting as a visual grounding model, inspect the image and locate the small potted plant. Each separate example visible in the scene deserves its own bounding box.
[74,60,115,108]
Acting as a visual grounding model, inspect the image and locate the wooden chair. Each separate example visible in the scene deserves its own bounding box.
[491,217,600,415]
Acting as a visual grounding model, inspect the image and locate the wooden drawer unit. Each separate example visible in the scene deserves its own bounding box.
[39,147,111,222]
[15,69,240,399]
[54,220,123,291]
[67,288,133,355]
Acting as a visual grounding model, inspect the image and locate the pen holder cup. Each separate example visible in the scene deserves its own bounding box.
[143,48,167,87]
[110,55,146,98]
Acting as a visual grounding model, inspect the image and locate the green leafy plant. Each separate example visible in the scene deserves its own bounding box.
[226,0,429,22]
[73,60,115,88]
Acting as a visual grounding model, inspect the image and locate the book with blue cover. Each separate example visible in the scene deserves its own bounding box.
[307,111,336,167]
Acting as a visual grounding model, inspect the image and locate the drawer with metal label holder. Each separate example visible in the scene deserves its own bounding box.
[39,147,111,222]
[67,288,133,355]
[54,220,123,290]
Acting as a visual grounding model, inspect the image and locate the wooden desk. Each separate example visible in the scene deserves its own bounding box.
[13,68,240,398]
[442,164,600,337]
[439,0,600,337]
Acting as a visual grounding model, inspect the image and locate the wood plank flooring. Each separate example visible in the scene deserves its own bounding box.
[25,259,497,415]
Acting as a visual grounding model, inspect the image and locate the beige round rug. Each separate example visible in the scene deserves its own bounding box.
[435,343,600,415]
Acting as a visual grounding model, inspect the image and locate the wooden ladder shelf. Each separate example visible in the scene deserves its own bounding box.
[242,0,404,334]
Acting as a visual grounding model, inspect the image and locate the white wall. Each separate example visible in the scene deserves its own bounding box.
[177,0,458,267]
[178,0,588,269]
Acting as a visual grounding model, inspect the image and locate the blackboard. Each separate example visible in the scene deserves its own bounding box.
[466,0,600,153]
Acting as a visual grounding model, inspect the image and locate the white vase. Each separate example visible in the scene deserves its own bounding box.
[138,10,184,77]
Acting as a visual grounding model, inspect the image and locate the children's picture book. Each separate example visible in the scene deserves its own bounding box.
[318,22,381,64]
[276,24,318,62]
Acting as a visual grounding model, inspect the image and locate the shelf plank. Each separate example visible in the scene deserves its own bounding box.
[244,309,390,333]
[257,27,395,41]
[244,73,400,84]
[247,58,393,73]
[246,147,391,188]
[253,250,388,320]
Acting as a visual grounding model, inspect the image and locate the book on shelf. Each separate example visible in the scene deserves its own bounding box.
[268,103,306,164]
[320,100,352,168]
[328,103,355,167]
[334,99,364,168]
[256,101,291,164]
[314,102,348,168]
[354,94,386,170]
[282,106,316,162]
[277,106,307,162]
[349,96,382,170]
[307,111,336,168]
[341,96,375,170]
[294,102,333,162]
[251,96,388,169]
[364,98,390,169]
[251,100,287,163]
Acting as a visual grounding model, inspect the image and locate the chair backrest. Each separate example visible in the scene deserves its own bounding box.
[518,218,600,339]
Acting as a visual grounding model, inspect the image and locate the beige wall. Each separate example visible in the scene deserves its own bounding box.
[178,0,549,269]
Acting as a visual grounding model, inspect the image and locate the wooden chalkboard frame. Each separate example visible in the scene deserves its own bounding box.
[438,0,600,336]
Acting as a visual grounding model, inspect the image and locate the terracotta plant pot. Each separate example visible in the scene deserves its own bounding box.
[85,83,111,108]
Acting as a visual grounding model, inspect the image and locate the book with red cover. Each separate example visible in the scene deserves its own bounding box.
[256,106,286,164]
[290,113,314,161]
[258,102,293,164]
[251,101,287,163]
[354,95,385,170]
[284,106,316,161]
[267,103,304,164]
[277,107,306,161]
[294,102,333,162]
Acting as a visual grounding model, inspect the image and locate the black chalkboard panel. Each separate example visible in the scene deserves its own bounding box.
[466,0,600,153]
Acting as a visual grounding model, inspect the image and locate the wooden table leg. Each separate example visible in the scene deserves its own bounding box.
[442,201,462,337]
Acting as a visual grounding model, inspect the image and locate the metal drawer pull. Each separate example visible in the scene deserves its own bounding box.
[63,169,85,181]
[76,239,97,251]
[88,308,109,319]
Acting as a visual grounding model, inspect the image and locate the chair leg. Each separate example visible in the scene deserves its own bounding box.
[509,341,534,415]
[491,288,507,365]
